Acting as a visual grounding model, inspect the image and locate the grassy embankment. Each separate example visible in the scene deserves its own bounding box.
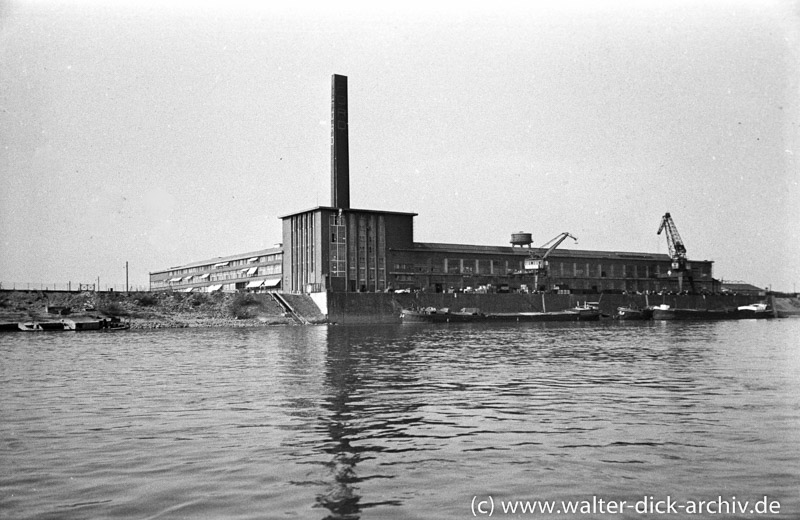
[0,290,296,329]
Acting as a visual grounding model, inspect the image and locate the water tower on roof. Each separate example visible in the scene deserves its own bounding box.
[510,232,533,248]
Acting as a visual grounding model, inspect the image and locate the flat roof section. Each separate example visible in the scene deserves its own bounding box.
[150,246,283,275]
[393,242,711,263]
[279,206,418,219]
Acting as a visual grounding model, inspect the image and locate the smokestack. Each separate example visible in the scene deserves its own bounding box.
[331,74,350,209]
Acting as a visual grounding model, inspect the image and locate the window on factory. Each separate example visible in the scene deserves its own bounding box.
[330,214,347,277]
[446,259,460,274]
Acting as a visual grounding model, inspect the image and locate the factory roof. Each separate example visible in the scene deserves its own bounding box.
[721,282,765,293]
[150,246,283,275]
[279,206,418,219]
[396,242,712,263]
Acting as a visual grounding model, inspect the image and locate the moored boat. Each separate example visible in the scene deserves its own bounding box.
[62,318,102,331]
[651,304,772,320]
[733,302,774,319]
[486,309,600,322]
[616,307,645,320]
[5,317,131,332]
[401,305,600,323]
[615,306,654,320]
[400,307,483,323]
[571,302,602,321]
[102,318,131,331]
[18,322,43,331]
[18,321,68,331]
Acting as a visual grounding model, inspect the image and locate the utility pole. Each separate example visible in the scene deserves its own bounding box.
[126,261,129,294]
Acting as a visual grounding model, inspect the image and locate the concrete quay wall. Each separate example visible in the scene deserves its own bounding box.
[324,292,765,324]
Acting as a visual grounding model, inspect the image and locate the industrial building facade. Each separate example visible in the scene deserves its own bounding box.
[278,206,715,294]
[149,248,282,293]
[151,74,716,294]
[280,207,416,293]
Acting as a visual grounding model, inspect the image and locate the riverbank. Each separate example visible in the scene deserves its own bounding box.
[0,290,297,329]
[2,289,796,329]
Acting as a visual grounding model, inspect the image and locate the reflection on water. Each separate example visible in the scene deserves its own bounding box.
[1,320,799,519]
[319,328,363,520]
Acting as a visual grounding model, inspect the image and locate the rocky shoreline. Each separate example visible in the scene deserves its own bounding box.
[129,315,295,329]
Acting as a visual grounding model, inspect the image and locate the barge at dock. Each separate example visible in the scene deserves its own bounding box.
[401,303,600,323]
[651,303,773,321]
[1,317,131,332]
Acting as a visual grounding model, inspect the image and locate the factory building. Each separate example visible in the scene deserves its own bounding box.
[152,74,716,294]
[149,248,282,293]
[278,206,715,294]
[278,74,714,294]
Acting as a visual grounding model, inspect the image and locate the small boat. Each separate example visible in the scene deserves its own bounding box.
[62,319,102,331]
[571,302,602,320]
[17,321,68,331]
[615,306,654,320]
[100,317,132,331]
[733,302,774,319]
[18,322,42,331]
[616,307,645,320]
[400,307,484,323]
[9,317,131,332]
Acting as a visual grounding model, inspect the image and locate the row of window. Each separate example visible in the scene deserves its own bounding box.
[151,265,281,287]
[391,259,711,279]
[156,254,282,278]
[329,213,388,291]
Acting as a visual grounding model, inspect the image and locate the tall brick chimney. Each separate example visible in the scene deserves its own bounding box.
[331,74,350,209]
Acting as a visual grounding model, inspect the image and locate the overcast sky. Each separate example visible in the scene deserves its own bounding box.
[1,0,798,290]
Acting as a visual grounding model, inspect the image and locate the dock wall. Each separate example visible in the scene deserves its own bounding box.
[323,292,765,324]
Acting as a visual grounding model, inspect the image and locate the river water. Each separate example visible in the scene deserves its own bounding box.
[1,319,798,519]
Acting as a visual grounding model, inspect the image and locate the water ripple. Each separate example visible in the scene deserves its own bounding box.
[1,321,799,519]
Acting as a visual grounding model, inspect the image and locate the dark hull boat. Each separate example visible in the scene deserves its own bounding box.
[400,307,484,323]
[4,317,131,332]
[615,306,654,320]
[652,303,773,321]
[401,305,600,323]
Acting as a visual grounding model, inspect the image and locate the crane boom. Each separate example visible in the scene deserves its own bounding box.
[539,232,578,259]
[524,232,577,272]
[656,212,694,292]
[656,212,687,260]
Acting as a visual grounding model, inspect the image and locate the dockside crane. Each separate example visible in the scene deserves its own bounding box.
[524,232,578,291]
[656,212,695,293]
